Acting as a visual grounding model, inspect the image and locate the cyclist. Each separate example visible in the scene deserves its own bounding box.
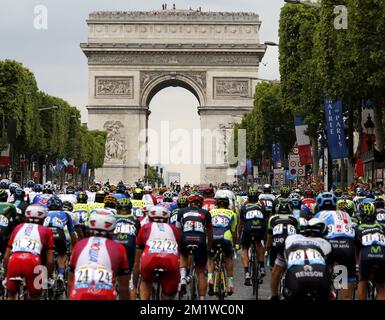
[43,182,54,195]
[28,184,42,204]
[215,183,236,212]
[177,194,212,300]
[112,198,141,296]
[270,218,334,301]
[273,185,291,214]
[68,209,130,300]
[170,196,188,225]
[134,206,181,300]
[259,184,275,215]
[43,196,78,288]
[158,192,177,212]
[207,194,238,296]
[202,187,216,212]
[375,198,385,227]
[62,201,84,241]
[355,202,385,300]
[143,185,158,205]
[314,192,356,300]
[266,202,300,269]
[239,188,267,285]
[103,195,118,214]
[131,188,147,219]
[10,187,29,216]
[334,188,343,201]
[3,205,54,300]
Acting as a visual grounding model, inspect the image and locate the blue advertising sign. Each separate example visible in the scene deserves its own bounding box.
[246,159,253,176]
[81,162,87,176]
[324,99,348,159]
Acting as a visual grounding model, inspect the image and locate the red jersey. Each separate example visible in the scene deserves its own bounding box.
[302,198,316,209]
[202,197,217,212]
[69,236,129,300]
[8,223,54,256]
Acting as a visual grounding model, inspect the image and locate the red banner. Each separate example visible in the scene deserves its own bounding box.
[298,144,313,165]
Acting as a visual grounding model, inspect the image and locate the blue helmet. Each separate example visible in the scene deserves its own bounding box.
[26,180,35,188]
[14,187,25,200]
[47,196,63,211]
[316,192,337,210]
[116,184,126,194]
[34,184,43,193]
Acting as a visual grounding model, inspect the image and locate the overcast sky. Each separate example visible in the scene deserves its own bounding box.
[0,0,284,184]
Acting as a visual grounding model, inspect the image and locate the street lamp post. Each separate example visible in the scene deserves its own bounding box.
[364,115,375,187]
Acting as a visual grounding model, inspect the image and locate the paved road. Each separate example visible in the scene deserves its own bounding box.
[207,252,271,300]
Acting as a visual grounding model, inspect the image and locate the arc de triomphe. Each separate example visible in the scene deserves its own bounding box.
[81,9,266,184]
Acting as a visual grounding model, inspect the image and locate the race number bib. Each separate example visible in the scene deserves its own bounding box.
[0,215,9,227]
[328,224,354,236]
[183,221,204,233]
[148,239,178,255]
[273,224,296,236]
[133,207,143,218]
[169,214,178,224]
[212,215,229,227]
[44,216,64,229]
[74,210,88,224]
[74,264,113,290]
[362,232,385,246]
[245,210,263,220]
[377,214,385,222]
[114,222,136,236]
[12,237,42,255]
[287,248,325,267]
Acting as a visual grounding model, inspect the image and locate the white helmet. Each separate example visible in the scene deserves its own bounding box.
[142,204,154,215]
[144,185,153,193]
[25,205,47,221]
[148,206,170,222]
[88,208,116,233]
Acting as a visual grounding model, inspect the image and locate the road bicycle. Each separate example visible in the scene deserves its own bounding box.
[212,243,227,300]
[249,235,262,300]
[179,244,199,300]
[151,268,166,300]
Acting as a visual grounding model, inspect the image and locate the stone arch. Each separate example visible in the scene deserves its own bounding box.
[140,72,206,108]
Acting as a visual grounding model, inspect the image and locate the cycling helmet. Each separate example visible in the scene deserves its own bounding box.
[336,199,355,216]
[0,189,8,202]
[116,184,126,194]
[142,204,154,216]
[102,186,110,194]
[143,186,153,194]
[220,183,230,190]
[163,192,174,203]
[356,187,366,196]
[77,192,88,204]
[34,184,43,193]
[47,196,63,211]
[133,188,144,200]
[263,184,272,193]
[334,188,343,198]
[248,188,259,203]
[289,193,301,201]
[95,191,106,203]
[374,197,385,209]
[305,218,327,237]
[359,202,376,222]
[14,187,25,200]
[9,183,20,194]
[177,197,188,208]
[277,202,291,215]
[148,206,170,222]
[66,186,76,194]
[43,182,54,194]
[88,209,116,234]
[303,189,315,198]
[26,180,35,189]
[0,179,10,189]
[104,195,117,209]
[117,198,133,211]
[215,194,230,208]
[280,185,291,197]
[62,201,74,212]
[25,205,47,222]
[203,187,214,198]
[316,192,337,210]
[89,184,97,193]
[188,194,204,207]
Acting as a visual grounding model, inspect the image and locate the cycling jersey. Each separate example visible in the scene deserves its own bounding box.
[136,222,181,296]
[376,208,385,227]
[112,214,141,271]
[69,236,129,300]
[58,194,77,205]
[202,198,217,212]
[355,222,385,283]
[157,202,177,213]
[6,223,54,296]
[131,200,147,219]
[209,208,237,244]
[276,234,334,301]
[32,194,52,208]
[142,194,158,205]
[239,203,267,245]
[314,210,355,239]
[215,190,236,210]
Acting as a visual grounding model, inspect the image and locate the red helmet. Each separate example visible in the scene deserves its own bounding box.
[188,194,204,205]
[203,187,214,198]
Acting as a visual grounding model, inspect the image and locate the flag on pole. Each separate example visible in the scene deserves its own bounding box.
[62,158,69,167]
[81,162,87,176]
[294,117,312,165]
[0,145,10,167]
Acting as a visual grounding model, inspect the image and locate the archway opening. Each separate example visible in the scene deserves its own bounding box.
[148,86,201,186]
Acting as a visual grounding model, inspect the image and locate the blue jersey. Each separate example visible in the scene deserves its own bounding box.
[314,210,355,239]
[44,210,75,233]
[113,193,128,201]
[157,202,177,212]
[32,194,53,208]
